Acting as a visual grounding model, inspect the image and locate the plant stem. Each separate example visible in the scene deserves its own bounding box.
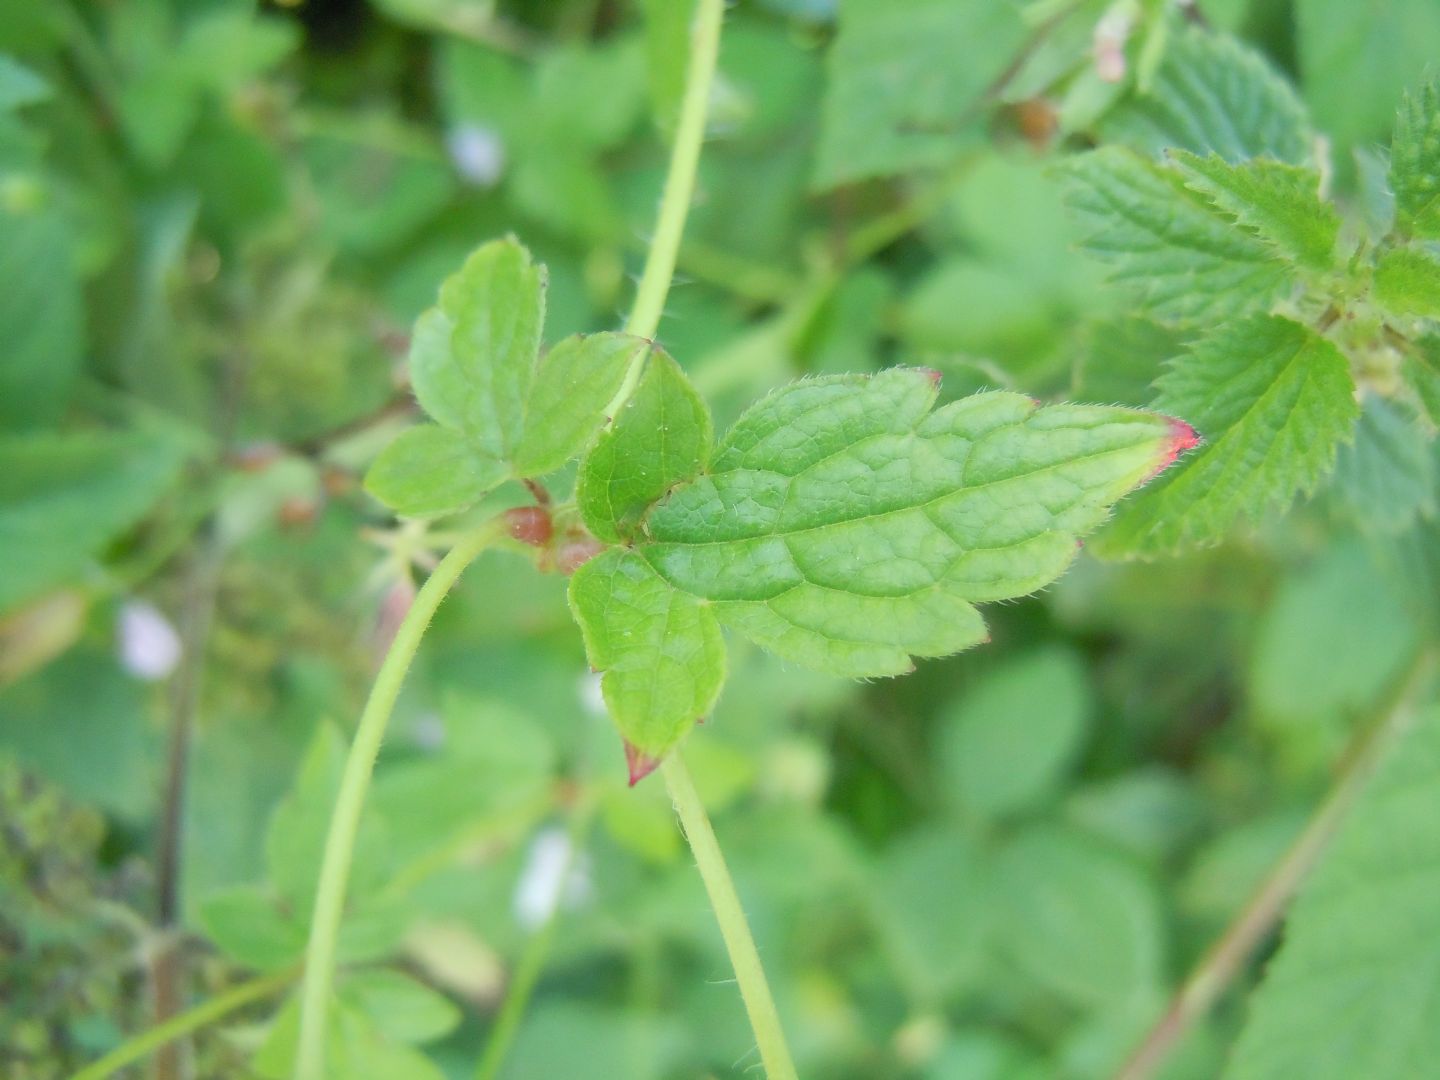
[474,797,597,1080]
[293,521,503,1080]
[71,969,294,1080]
[603,0,724,422]
[1114,653,1434,1080]
[662,754,799,1080]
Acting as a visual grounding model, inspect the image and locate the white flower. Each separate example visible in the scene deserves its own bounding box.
[446,124,505,187]
[512,826,593,931]
[117,600,181,681]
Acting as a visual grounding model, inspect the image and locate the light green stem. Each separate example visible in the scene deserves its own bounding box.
[71,969,294,1080]
[602,0,725,422]
[294,522,502,1080]
[663,754,799,1080]
[474,799,597,1080]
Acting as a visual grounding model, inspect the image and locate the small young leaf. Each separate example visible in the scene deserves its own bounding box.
[1061,147,1291,324]
[341,970,461,1045]
[1225,706,1440,1079]
[568,548,725,766]
[363,425,508,518]
[1391,78,1440,239]
[1373,245,1440,318]
[1097,315,1358,557]
[198,887,306,971]
[576,349,711,544]
[1099,24,1314,165]
[409,238,545,455]
[1173,152,1340,270]
[570,368,1192,772]
[512,333,649,477]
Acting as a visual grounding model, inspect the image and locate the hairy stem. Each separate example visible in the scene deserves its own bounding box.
[71,969,294,1080]
[663,754,798,1080]
[293,521,503,1080]
[1114,653,1434,1080]
[603,0,724,422]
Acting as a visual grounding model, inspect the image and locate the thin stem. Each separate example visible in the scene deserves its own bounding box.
[602,0,725,421]
[662,754,798,1080]
[475,798,598,1080]
[1114,652,1434,1080]
[293,521,503,1080]
[70,969,294,1080]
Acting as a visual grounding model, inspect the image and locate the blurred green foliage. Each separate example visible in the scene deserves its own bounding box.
[1,1,1438,1078]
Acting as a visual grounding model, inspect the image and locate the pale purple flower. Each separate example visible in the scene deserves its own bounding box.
[117,600,181,681]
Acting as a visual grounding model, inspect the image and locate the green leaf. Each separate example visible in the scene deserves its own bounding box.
[0,56,48,110]
[512,333,648,477]
[363,425,508,519]
[568,548,725,765]
[198,887,306,971]
[1225,706,1440,1080]
[1373,245,1440,318]
[410,238,546,455]
[1405,335,1440,426]
[812,0,1026,188]
[570,368,1190,767]
[638,0,698,132]
[1331,396,1437,533]
[939,646,1093,821]
[868,827,993,1004]
[576,349,711,544]
[996,825,1166,1009]
[0,200,84,429]
[1391,78,1440,239]
[1097,315,1357,557]
[1061,147,1291,325]
[1173,152,1340,270]
[1099,24,1313,164]
[1298,0,1440,152]
[340,970,460,1045]
[0,431,186,615]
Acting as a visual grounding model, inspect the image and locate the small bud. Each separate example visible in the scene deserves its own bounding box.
[556,537,606,575]
[505,506,553,547]
[117,600,182,681]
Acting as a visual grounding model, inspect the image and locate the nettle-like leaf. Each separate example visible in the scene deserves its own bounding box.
[1173,152,1341,271]
[569,365,1196,776]
[1099,23,1313,165]
[1372,245,1440,319]
[1097,314,1358,558]
[1390,78,1440,240]
[1060,147,1292,325]
[1225,706,1440,1080]
[366,238,644,517]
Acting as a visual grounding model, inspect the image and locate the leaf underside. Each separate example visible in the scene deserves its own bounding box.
[570,366,1191,761]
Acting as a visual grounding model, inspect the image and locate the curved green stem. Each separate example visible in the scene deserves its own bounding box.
[663,754,798,1080]
[294,521,503,1080]
[603,0,725,422]
[70,969,294,1080]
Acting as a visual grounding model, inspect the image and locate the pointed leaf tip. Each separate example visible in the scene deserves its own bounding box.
[624,741,661,786]
[1147,417,1202,480]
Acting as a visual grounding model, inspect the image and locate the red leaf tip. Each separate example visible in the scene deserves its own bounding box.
[918,367,943,389]
[1147,417,1201,480]
[624,741,661,786]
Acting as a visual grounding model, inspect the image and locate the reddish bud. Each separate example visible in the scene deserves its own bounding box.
[556,537,606,575]
[1014,97,1058,151]
[624,741,661,786]
[1147,418,1202,480]
[372,577,416,668]
[228,442,282,473]
[277,497,318,528]
[505,506,553,547]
